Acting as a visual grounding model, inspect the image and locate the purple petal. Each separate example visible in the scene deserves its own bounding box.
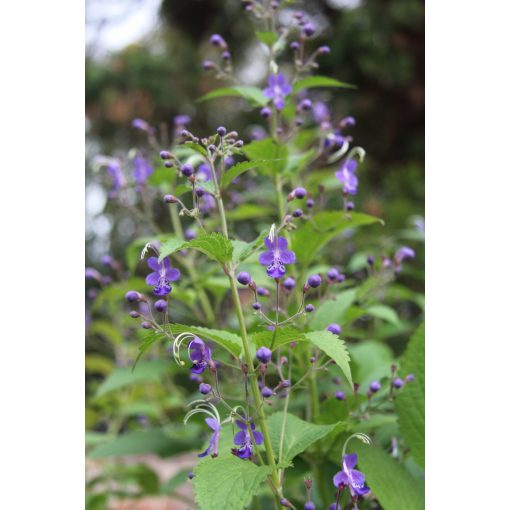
[264,237,275,250]
[276,236,288,250]
[343,453,358,470]
[205,417,221,432]
[235,420,247,430]
[259,251,274,265]
[274,97,285,110]
[234,431,246,445]
[190,363,206,374]
[267,264,286,279]
[350,469,366,488]
[236,446,252,459]
[167,268,181,282]
[263,87,275,99]
[253,431,264,445]
[279,249,296,264]
[147,257,160,271]
[145,272,159,286]
[333,471,349,488]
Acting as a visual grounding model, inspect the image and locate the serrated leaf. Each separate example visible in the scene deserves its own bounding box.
[193,456,271,510]
[309,289,358,330]
[354,443,425,510]
[168,324,243,357]
[268,412,344,464]
[186,233,233,263]
[293,76,356,92]
[292,211,383,268]
[242,139,288,175]
[197,86,268,107]
[306,331,353,389]
[395,323,425,468]
[221,159,283,188]
[95,360,171,397]
[88,429,196,458]
[251,327,305,350]
[232,229,269,263]
[158,237,187,261]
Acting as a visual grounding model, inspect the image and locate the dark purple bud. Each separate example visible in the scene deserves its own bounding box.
[293,187,307,199]
[305,502,316,510]
[327,268,340,281]
[281,379,290,388]
[303,23,315,37]
[261,386,273,398]
[392,378,404,389]
[164,194,178,203]
[283,277,296,290]
[260,106,272,118]
[100,255,114,267]
[280,499,290,508]
[307,274,322,288]
[252,302,261,311]
[306,198,315,208]
[188,472,194,480]
[189,373,203,383]
[221,51,231,60]
[164,161,173,168]
[217,126,227,136]
[257,287,270,297]
[210,34,226,48]
[367,255,375,266]
[256,346,272,363]
[154,299,167,312]
[292,208,303,218]
[199,383,212,395]
[208,144,216,153]
[305,304,314,312]
[202,60,215,70]
[237,271,252,285]
[327,323,341,335]
[290,41,299,50]
[184,228,197,240]
[299,99,312,111]
[125,290,141,303]
[295,118,304,127]
[129,310,140,318]
[181,163,194,177]
[141,321,152,329]
[317,46,330,55]
[196,187,205,197]
[405,374,415,383]
[369,380,381,393]
[160,150,171,160]
[340,116,356,128]
[335,391,346,401]
[346,201,355,211]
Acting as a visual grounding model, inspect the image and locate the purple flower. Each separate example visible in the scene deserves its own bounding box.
[335,391,346,401]
[196,163,212,182]
[85,267,102,281]
[369,381,381,393]
[145,256,180,296]
[199,192,216,213]
[105,159,126,197]
[335,160,359,195]
[333,453,370,498]
[256,346,272,363]
[233,419,264,459]
[263,73,292,111]
[405,373,415,383]
[174,114,191,127]
[313,102,330,126]
[131,118,151,132]
[392,377,404,389]
[189,337,212,374]
[132,155,153,190]
[283,277,296,290]
[259,235,296,279]
[198,417,221,458]
[394,247,415,265]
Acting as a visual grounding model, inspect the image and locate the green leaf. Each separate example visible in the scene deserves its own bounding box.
[395,323,425,468]
[88,429,196,458]
[366,304,401,325]
[158,237,187,260]
[267,412,343,464]
[309,288,358,330]
[354,443,425,510]
[95,360,171,397]
[349,340,394,392]
[255,30,278,47]
[251,327,306,350]
[197,86,268,107]
[292,211,383,268]
[232,229,269,263]
[193,456,271,510]
[186,233,233,263]
[293,76,356,92]
[181,141,208,157]
[221,159,283,188]
[168,324,243,357]
[242,139,288,175]
[305,331,353,389]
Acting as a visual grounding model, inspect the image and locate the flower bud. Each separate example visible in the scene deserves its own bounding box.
[164,194,178,203]
[141,321,152,329]
[335,391,346,401]
[125,290,141,303]
[317,46,330,55]
[299,99,312,111]
[303,23,316,37]
[327,323,341,335]
[217,126,227,136]
[261,386,273,398]
[306,198,315,208]
[199,383,212,395]
[252,302,261,311]
[257,287,270,297]
[210,34,226,48]
[281,379,290,388]
[305,304,314,312]
[283,277,296,290]
[237,271,252,285]
[292,208,303,218]
[290,41,299,50]
[367,255,375,266]
[221,51,231,60]
[164,161,173,168]
[260,107,272,118]
[280,499,290,508]
[154,299,167,312]
[369,381,381,393]
[196,187,205,197]
[256,346,272,363]
[305,502,316,510]
[327,268,340,282]
[181,163,194,177]
[202,60,215,70]
[188,472,194,480]
[129,310,140,318]
[392,378,404,389]
[293,187,307,199]
[307,274,322,288]
[160,150,171,160]
[405,374,415,383]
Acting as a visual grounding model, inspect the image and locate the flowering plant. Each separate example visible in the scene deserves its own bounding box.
[86,3,424,509]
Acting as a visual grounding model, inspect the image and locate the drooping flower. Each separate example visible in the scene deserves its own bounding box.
[259,234,296,279]
[333,453,370,498]
[132,155,154,190]
[145,256,180,296]
[233,419,264,459]
[263,73,292,111]
[198,417,221,458]
[188,337,212,374]
[335,159,358,195]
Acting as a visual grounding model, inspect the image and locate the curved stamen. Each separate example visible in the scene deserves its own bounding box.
[173,332,195,367]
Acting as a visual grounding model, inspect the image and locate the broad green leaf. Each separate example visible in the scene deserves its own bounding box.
[366,304,401,325]
[267,411,344,464]
[306,331,353,389]
[242,139,288,175]
[88,429,195,458]
[197,86,268,107]
[186,233,233,263]
[255,30,278,47]
[158,237,187,260]
[95,360,171,397]
[284,148,316,175]
[354,443,425,510]
[232,229,269,263]
[193,456,271,510]
[293,76,356,92]
[168,324,243,357]
[395,323,425,468]
[349,340,394,392]
[251,327,306,350]
[292,211,383,268]
[180,141,208,157]
[221,159,283,188]
[221,204,272,222]
[309,288,357,330]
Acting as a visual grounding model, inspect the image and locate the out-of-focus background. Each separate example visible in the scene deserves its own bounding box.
[86,0,424,263]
